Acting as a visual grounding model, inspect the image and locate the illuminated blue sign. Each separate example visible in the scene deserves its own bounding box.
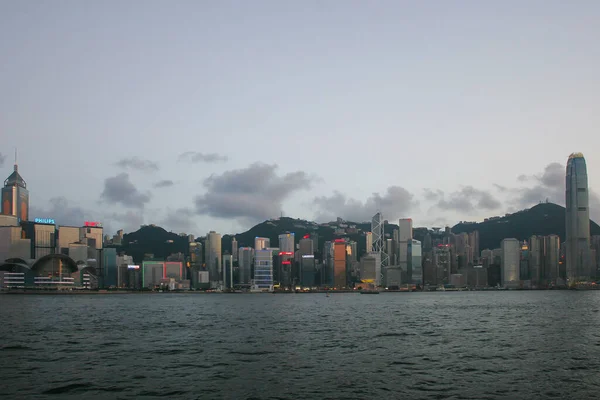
[34,218,55,225]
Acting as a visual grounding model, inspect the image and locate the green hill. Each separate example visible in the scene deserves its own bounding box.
[452,202,600,250]
[114,202,599,263]
[111,224,189,263]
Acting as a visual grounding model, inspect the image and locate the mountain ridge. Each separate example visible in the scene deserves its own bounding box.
[113,203,600,263]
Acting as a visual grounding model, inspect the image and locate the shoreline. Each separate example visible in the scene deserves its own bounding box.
[0,288,591,295]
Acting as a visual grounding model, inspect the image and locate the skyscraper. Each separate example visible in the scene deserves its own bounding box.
[278,232,295,253]
[333,239,347,288]
[398,218,413,272]
[565,152,592,282]
[253,249,274,292]
[231,238,238,262]
[501,238,520,287]
[205,231,222,285]
[298,237,314,256]
[1,154,29,221]
[365,232,373,254]
[254,237,270,251]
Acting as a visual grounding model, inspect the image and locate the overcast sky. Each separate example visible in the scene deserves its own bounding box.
[1,0,599,235]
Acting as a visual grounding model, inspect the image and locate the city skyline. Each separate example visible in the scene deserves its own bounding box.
[0,151,598,237]
[2,1,599,235]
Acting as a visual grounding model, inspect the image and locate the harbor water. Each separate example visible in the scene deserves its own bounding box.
[1,291,599,399]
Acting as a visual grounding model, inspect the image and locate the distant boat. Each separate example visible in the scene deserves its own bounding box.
[326,292,330,297]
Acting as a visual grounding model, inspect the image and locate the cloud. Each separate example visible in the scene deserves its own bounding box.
[116,157,159,172]
[106,210,144,233]
[100,173,151,208]
[178,152,228,163]
[423,188,443,202]
[313,186,416,222]
[0,153,6,167]
[509,162,600,222]
[510,163,564,208]
[154,179,175,188]
[161,208,196,233]
[194,162,313,225]
[29,197,91,227]
[432,187,501,213]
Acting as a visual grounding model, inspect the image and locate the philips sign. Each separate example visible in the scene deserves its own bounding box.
[34,218,55,225]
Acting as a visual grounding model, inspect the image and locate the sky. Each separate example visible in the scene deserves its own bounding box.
[1,0,599,236]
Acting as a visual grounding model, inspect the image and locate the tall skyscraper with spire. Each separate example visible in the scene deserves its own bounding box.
[565,152,592,282]
[1,150,29,221]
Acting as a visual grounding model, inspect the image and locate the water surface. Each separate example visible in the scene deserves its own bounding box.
[1,291,599,399]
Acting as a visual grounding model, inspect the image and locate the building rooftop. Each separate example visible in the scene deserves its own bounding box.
[4,164,26,189]
[569,152,585,159]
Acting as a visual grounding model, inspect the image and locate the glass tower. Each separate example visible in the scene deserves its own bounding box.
[565,153,592,283]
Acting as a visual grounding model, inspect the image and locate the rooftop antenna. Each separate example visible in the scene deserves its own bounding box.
[14,148,17,171]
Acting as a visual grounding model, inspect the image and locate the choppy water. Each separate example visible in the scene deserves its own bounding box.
[1,291,600,399]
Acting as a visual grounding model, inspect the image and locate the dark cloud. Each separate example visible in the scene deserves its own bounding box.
[161,208,196,233]
[0,153,6,167]
[29,197,91,227]
[178,152,228,163]
[116,157,159,172]
[435,187,501,213]
[194,162,313,224]
[154,179,175,188]
[100,173,151,208]
[313,186,416,222]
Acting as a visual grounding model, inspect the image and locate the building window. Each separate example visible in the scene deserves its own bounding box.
[578,188,586,192]
[578,207,587,211]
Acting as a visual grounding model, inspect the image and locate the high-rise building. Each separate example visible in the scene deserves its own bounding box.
[333,239,347,288]
[300,254,315,287]
[254,237,270,251]
[1,155,29,222]
[253,249,273,292]
[592,236,600,275]
[223,254,233,289]
[231,238,238,262]
[298,237,314,256]
[278,232,295,253]
[544,235,561,284]
[565,152,592,282]
[398,218,413,272]
[519,241,530,282]
[385,238,395,265]
[347,241,357,262]
[468,231,480,263]
[409,239,423,285]
[371,212,385,267]
[205,231,222,285]
[238,247,253,285]
[432,245,451,286]
[359,252,381,286]
[365,232,373,254]
[322,241,334,286]
[501,238,520,287]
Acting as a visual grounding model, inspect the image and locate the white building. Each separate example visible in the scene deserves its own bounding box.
[252,249,274,292]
